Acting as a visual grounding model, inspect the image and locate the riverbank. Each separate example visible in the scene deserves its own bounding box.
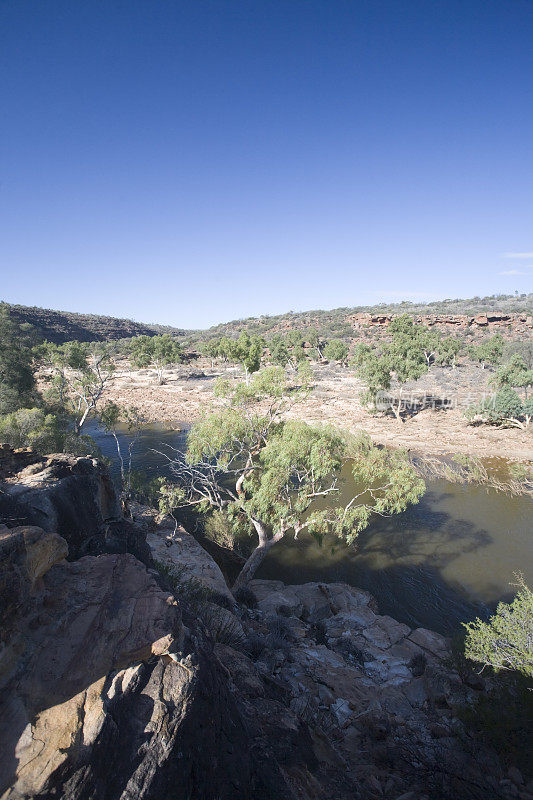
[95,360,533,463]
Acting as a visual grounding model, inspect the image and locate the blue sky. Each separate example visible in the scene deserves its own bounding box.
[1,0,532,329]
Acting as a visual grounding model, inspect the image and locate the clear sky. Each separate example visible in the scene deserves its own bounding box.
[1,0,532,329]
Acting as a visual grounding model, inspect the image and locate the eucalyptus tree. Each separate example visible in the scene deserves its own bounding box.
[0,303,37,413]
[323,338,349,365]
[268,334,291,367]
[354,316,430,420]
[468,334,505,369]
[435,337,462,368]
[231,332,264,382]
[40,340,115,434]
[491,354,533,399]
[159,367,425,591]
[305,328,325,359]
[100,401,148,497]
[129,334,182,383]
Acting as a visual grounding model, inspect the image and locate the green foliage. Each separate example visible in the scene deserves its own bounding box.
[37,340,116,432]
[463,578,533,679]
[129,334,182,383]
[350,342,372,367]
[268,334,291,367]
[323,339,349,364]
[204,509,249,552]
[164,368,425,587]
[435,336,462,367]
[491,354,533,398]
[0,407,97,456]
[353,317,431,417]
[503,339,533,370]
[128,471,164,505]
[234,332,264,380]
[465,387,528,427]
[468,333,505,368]
[0,303,38,414]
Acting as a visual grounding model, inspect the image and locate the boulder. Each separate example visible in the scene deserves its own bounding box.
[0,546,294,800]
[408,628,450,660]
[147,524,233,601]
[0,452,151,564]
[249,580,376,621]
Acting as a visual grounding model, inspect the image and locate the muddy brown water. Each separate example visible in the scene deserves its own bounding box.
[88,421,532,635]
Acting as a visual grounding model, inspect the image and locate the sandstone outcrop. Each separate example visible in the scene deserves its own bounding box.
[242,579,520,799]
[0,449,151,564]
[146,520,234,602]
[0,527,296,800]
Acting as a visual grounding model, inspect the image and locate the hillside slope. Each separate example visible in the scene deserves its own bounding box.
[3,303,189,344]
[202,293,533,340]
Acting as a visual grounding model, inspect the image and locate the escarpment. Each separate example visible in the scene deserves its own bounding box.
[0,448,525,799]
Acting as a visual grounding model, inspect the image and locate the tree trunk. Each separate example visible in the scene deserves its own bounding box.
[232,540,276,593]
[232,518,284,593]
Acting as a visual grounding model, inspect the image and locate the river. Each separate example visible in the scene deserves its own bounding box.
[86,420,532,635]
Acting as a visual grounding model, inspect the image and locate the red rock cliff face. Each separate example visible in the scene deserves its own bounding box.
[346,312,532,336]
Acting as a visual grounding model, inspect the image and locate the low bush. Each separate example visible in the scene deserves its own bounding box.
[0,407,97,456]
[465,387,531,428]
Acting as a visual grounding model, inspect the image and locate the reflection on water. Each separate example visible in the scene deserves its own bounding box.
[86,420,533,635]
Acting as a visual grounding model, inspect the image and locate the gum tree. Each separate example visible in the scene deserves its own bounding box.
[354,316,429,421]
[491,354,533,400]
[469,334,505,369]
[160,367,425,591]
[40,341,115,434]
[100,401,148,498]
[0,303,38,414]
[232,332,264,383]
[129,334,182,384]
[324,338,349,365]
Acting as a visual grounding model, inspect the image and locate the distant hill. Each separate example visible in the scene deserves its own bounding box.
[199,293,533,340]
[3,303,189,345]
[3,293,532,345]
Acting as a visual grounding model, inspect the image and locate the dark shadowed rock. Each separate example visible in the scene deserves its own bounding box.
[0,533,295,800]
[0,450,151,564]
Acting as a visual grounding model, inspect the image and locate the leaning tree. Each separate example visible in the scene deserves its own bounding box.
[39,340,116,434]
[158,367,425,591]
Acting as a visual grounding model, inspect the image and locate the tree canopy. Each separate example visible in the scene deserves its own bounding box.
[0,303,37,414]
[129,334,182,383]
[160,367,425,590]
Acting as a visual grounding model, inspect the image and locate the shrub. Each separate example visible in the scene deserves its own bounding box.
[463,577,533,679]
[0,407,97,456]
[465,387,525,427]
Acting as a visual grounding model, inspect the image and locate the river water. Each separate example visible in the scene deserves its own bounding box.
[86,420,532,635]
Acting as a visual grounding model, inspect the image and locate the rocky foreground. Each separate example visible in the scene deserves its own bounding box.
[0,447,530,800]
